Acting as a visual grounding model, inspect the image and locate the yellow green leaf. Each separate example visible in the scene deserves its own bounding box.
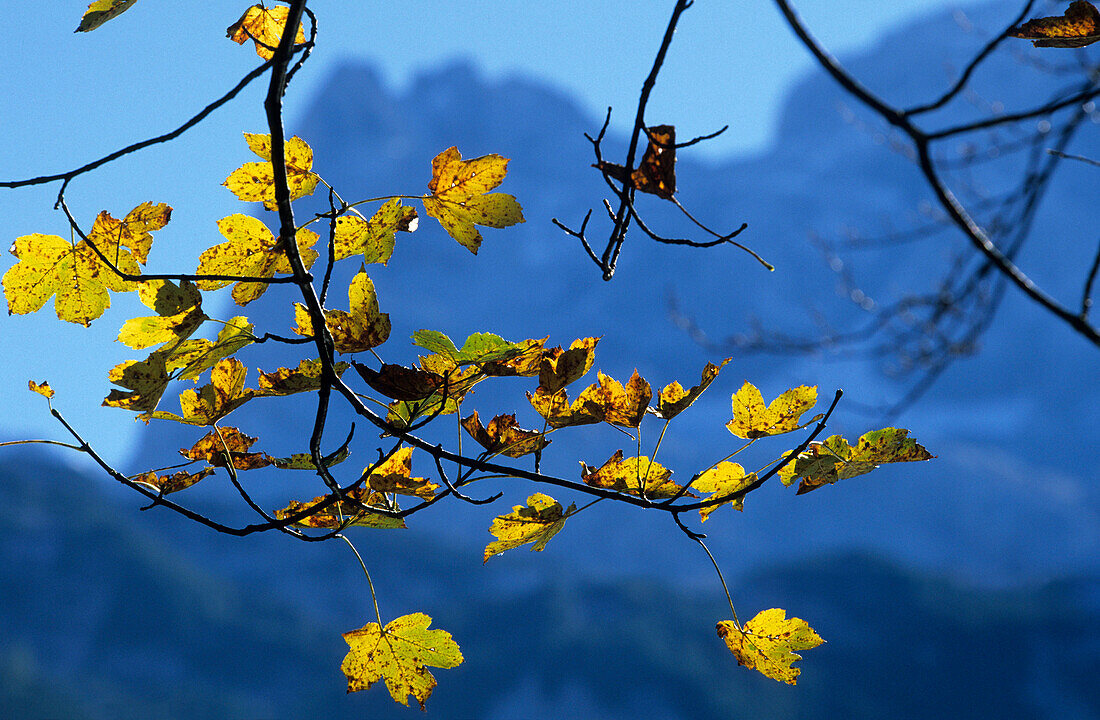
[3,228,141,326]
[28,380,54,399]
[102,351,170,412]
[573,369,652,427]
[170,316,255,381]
[693,462,758,521]
[461,411,550,458]
[334,199,418,264]
[726,382,818,439]
[654,358,730,420]
[293,272,389,353]
[275,487,404,529]
[76,0,137,32]
[1010,0,1100,47]
[195,214,317,305]
[223,133,319,210]
[717,609,824,685]
[422,146,524,253]
[226,4,306,59]
[580,451,691,499]
[141,358,253,426]
[778,427,934,494]
[363,447,440,500]
[341,612,463,709]
[256,359,349,396]
[484,493,574,562]
[117,280,206,350]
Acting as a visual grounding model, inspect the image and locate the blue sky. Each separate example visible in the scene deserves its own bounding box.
[0,0,973,460]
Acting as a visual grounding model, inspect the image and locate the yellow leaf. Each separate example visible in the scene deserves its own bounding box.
[275,488,405,529]
[363,447,440,500]
[196,214,317,305]
[461,411,550,458]
[223,133,319,210]
[87,202,171,266]
[102,351,170,412]
[293,272,390,353]
[422,146,524,253]
[170,316,255,381]
[717,608,824,685]
[133,467,214,495]
[573,369,652,428]
[117,280,206,350]
[255,358,349,396]
[141,358,253,426]
[654,358,730,420]
[1011,0,1100,47]
[778,427,934,494]
[28,380,54,399]
[537,337,599,392]
[484,493,574,562]
[333,199,418,263]
[693,462,757,521]
[726,382,818,439]
[580,451,691,499]
[76,0,137,32]
[527,387,602,428]
[341,613,463,709]
[179,427,271,471]
[226,4,306,59]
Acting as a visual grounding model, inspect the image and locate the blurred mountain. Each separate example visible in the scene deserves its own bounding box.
[3,458,1098,720]
[122,1,1100,587]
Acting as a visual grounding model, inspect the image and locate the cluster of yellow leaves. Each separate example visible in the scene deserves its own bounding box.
[3,202,170,326]
[341,613,463,709]
[227,4,305,59]
[717,609,824,685]
[1011,0,1100,47]
[779,427,934,494]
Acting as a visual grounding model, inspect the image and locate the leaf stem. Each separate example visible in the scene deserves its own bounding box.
[338,533,382,626]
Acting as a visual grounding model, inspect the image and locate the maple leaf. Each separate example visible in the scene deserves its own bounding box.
[461,411,550,458]
[270,447,350,471]
[421,146,525,254]
[76,0,137,32]
[353,362,445,401]
[1011,0,1100,47]
[117,280,206,350]
[363,447,440,500]
[527,387,603,428]
[341,612,463,709]
[693,462,758,522]
[480,336,548,377]
[779,427,934,494]
[573,369,652,427]
[726,382,818,439]
[275,488,405,529]
[652,358,730,420]
[196,214,318,305]
[293,272,390,353]
[133,467,215,495]
[412,329,527,367]
[223,133,319,210]
[4,203,170,326]
[255,359,350,396]
[595,124,678,199]
[226,4,306,59]
[180,427,271,471]
[27,380,54,399]
[537,337,600,392]
[333,199,418,264]
[141,358,254,426]
[717,609,824,685]
[484,493,575,562]
[102,351,171,412]
[581,451,692,499]
[170,316,255,382]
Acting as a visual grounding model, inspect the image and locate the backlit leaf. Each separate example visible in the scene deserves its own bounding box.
[223,133,319,210]
[717,609,824,685]
[293,272,390,353]
[196,214,318,305]
[341,612,463,709]
[778,427,934,494]
[422,146,524,253]
[76,0,137,32]
[226,4,306,59]
[133,467,215,495]
[102,351,170,412]
[527,388,603,428]
[256,359,349,396]
[363,447,439,500]
[275,488,405,529]
[573,369,652,427]
[595,124,678,199]
[693,462,757,521]
[461,411,550,458]
[537,337,600,392]
[653,358,730,420]
[580,452,691,499]
[726,382,818,439]
[171,316,255,381]
[1011,0,1100,47]
[141,358,254,426]
[180,427,271,470]
[333,199,418,264]
[87,202,171,266]
[28,380,54,399]
[353,362,444,401]
[484,493,574,562]
[271,447,350,470]
[117,280,206,350]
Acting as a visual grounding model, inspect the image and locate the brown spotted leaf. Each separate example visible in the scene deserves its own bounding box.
[595,125,677,199]
[693,462,758,521]
[573,369,652,427]
[196,214,318,305]
[180,427,271,470]
[133,467,215,495]
[223,133,319,210]
[353,362,445,401]
[653,358,730,420]
[333,199,418,264]
[226,4,306,59]
[293,272,389,354]
[364,447,440,500]
[484,493,574,562]
[778,427,934,494]
[461,411,551,458]
[580,452,692,499]
[422,147,524,253]
[726,382,818,439]
[1011,0,1100,47]
[537,337,599,392]
[717,609,824,685]
[275,488,406,530]
[255,359,349,396]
